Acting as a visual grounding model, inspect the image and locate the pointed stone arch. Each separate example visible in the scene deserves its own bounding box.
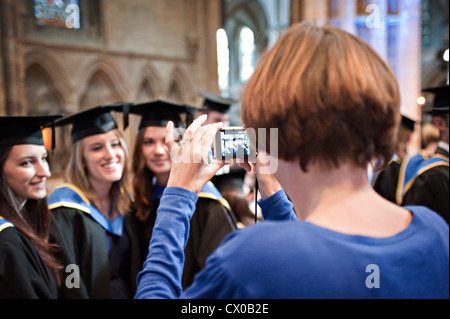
[166,65,195,104]
[135,63,164,103]
[24,48,71,173]
[25,63,65,114]
[123,63,165,150]
[24,47,69,114]
[77,56,130,110]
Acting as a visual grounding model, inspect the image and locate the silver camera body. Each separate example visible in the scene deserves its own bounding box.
[213,126,254,161]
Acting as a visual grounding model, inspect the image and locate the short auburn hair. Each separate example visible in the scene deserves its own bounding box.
[242,22,400,172]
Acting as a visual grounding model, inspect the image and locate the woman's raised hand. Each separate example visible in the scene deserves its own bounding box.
[165,115,225,193]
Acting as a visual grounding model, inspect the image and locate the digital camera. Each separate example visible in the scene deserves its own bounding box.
[213,126,254,160]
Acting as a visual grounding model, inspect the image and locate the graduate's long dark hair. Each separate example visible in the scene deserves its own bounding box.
[132,128,156,222]
[0,146,62,286]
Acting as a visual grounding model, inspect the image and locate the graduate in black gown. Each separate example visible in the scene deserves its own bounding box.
[0,115,63,298]
[402,85,449,223]
[130,100,237,289]
[371,114,415,204]
[212,165,255,228]
[197,90,235,125]
[47,104,142,298]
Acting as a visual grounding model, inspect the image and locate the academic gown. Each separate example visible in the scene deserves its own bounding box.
[0,218,58,299]
[402,146,449,224]
[47,184,142,299]
[137,182,237,289]
[372,155,402,204]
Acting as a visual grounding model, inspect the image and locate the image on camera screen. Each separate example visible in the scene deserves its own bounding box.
[220,131,249,158]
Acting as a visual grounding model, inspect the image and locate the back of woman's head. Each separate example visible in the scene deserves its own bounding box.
[242,22,400,172]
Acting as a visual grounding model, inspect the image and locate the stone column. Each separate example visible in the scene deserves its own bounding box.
[368,0,388,62]
[302,0,328,26]
[339,0,357,35]
[290,0,303,24]
[202,0,222,93]
[397,0,422,153]
[397,0,422,119]
[0,0,26,115]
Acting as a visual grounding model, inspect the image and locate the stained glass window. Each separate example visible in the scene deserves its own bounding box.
[34,0,80,29]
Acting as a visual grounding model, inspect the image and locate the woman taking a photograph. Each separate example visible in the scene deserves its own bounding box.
[135,22,448,299]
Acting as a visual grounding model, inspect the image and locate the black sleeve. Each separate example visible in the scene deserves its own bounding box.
[0,228,58,299]
[372,162,401,204]
[182,198,237,288]
[122,213,143,294]
[402,166,449,224]
[50,207,110,298]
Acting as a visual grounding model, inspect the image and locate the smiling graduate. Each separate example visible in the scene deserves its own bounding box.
[0,115,62,298]
[47,103,142,299]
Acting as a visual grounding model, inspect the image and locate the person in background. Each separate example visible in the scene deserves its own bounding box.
[212,165,255,228]
[0,115,63,298]
[135,22,448,299]
[371,114,415,204]
[196,90,235,126]
[421,122,440,156]
[402,85,449,223]
[48,104,141,298]
[130,100,237,289]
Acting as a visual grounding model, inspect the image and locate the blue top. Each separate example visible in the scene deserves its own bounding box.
[135,188,449,299]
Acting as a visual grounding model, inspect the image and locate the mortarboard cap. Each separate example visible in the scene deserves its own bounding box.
[211,166,247,193]
[200,90,236,114]
[0,115,63,148]
[401,115,415,131]
[423,85,449,115]
[55,103,131,143]
[129,100,198,129]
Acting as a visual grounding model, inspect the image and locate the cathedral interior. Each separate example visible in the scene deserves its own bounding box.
[0,0,448,179]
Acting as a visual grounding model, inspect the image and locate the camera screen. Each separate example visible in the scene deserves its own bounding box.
[220,130,250,159]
